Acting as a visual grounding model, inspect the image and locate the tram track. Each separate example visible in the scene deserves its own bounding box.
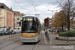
[11,42,22,50]
[32,44,38,50]
[0,40,20,50]
[0,30,47,50]
[0,36,20,50]
[0,36,41,50]
[11,41,40,50]
[32,31,46,50]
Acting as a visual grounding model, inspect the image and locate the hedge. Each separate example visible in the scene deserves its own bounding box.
[59,30,75,37]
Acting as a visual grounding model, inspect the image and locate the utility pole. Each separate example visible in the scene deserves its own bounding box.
[48,10,58,34]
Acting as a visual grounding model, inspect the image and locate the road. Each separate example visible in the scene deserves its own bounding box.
[0,30,75,50]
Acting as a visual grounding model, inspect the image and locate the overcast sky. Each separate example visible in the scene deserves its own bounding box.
[0,0,63,23]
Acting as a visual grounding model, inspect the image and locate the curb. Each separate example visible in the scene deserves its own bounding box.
[56,36,75,41]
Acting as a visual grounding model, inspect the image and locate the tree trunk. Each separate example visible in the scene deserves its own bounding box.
[67,17,70,31]
[62,24,63,31]
[67,0,70,31]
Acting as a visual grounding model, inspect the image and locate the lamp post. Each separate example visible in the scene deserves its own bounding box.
[48,10,58,34]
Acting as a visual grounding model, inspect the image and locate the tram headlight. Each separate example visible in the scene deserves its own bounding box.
[36,33,38,36]
[21,33,22,36]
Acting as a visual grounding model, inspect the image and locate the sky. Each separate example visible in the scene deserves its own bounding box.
[0,0,63,24]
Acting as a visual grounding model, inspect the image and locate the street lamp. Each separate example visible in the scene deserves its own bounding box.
[48,10,58,34]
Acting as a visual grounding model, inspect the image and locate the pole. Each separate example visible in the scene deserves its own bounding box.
[67,34,68,43]
[52,11,53,34]
[48,10,58,34]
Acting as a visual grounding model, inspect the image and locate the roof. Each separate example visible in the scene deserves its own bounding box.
[0,3,13,12]
[14,11,20,16]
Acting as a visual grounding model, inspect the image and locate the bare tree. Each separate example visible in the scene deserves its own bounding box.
[57,0,75,31]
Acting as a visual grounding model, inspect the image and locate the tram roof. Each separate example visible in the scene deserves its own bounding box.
[22,16,38,18]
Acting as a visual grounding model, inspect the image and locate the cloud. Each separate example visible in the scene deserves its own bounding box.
[0,0,61,24]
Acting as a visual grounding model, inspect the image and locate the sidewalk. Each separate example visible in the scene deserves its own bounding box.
[36,44,75,50]
[48,32,75,45]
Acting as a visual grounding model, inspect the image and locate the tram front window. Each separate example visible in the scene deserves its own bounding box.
[22,21,37,33]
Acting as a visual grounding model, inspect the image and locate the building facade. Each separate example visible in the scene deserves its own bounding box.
[6,10,14,30]
[49,18,52,27]
[0,3,14,31]
[14,11,25,32]
[44,17,52,28]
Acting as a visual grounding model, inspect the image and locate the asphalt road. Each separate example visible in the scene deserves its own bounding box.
[0,30,75,50]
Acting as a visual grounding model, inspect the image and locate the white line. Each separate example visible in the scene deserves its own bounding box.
[34,44,38,50]
[43,32,47,44]
[50,34,52,44]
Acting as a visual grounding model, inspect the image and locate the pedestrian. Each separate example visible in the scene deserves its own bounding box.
[52,28,53,34]
[56,30,57,34]
[45,29,49,40]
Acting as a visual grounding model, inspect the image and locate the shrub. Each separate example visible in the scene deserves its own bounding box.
[59,30,75,37]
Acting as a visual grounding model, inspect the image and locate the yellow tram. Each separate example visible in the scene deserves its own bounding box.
[21,16,41,43]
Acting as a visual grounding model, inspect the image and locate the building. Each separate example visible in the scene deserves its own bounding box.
[0,3,14,31]
[14,11,25,32]
[44,17,52,28]
[49,18,52,27]
[71,17,75,29]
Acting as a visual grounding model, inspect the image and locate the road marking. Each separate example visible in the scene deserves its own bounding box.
[34,44,38,50]
[43,32,47,44]
[50,33,52,44]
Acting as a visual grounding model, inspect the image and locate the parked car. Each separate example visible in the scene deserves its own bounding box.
[11,31,16,34]
[0,31,5,35]
[4,31,11,35]
[54,29,61,34]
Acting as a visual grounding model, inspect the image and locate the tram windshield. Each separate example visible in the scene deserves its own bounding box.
[22,21,38,33]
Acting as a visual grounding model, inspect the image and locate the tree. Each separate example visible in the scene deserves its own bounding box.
[57,0,75,31]
[53,10,67,31]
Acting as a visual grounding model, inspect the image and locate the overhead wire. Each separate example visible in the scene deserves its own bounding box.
[56,0,63,7]
[28,0,37,14]
[15,0,25,10]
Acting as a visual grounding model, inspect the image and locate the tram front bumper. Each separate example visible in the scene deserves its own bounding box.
[21,36,39,42]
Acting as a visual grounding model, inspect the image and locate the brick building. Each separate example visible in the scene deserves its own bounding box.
[0,3,14,31]
[44,17,52,28]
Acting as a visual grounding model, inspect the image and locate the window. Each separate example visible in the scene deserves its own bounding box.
[10,21,11,26]
[22,21,37,33]
[0,9,2,15]
[49,20,52,22]
[49,23,52,24]
[11,15,14,19]
[10,14,11,18]
[7,13,9,18]
[0,6,4,8]
[17,22,19,24]
[7,20,9,26]
[73,17,75,21]
[12,22,13,26]
[17,18,19,20]
[50,20,51,21]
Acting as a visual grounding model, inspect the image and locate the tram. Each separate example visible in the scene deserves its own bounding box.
[21,16,41,43]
